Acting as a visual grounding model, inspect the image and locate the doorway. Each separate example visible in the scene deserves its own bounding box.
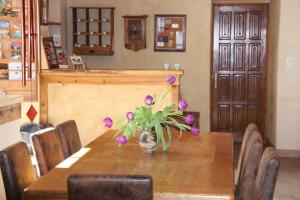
[211,4,268,140]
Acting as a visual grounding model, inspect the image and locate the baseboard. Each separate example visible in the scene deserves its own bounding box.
[264,138,300,158]
[277,149,300,158]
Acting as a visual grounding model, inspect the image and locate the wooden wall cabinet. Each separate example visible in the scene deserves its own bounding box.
[72,7,114,56]
[123,15,147,52]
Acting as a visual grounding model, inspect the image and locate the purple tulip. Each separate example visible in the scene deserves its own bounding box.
[103,117,113,128]
[185,114,194,125]
[144,95,154,105]
[116,135,127,145]
[126,112,134,121]
[179,99,188,110]
[191,128,200,136]
[167,75,176,85]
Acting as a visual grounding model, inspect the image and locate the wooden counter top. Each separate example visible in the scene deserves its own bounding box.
[41,69,183,77]
[0,95,23,108]
[40,69,183,86]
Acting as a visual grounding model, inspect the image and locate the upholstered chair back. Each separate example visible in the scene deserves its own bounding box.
[0,142,37,200]
[238,130,263,200]
[31,129,65,176]
[68,174,153,200]
[253,147,280,200]
[56,120,82,158]
[236,123,258,185]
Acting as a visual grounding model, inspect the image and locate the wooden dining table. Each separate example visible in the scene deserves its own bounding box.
[24,130,234,200]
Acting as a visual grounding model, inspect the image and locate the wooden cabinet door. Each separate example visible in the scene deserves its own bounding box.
[211,5,268,135]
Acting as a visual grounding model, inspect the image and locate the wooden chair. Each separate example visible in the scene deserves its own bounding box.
[0,142,37,200]
[238,130,264,200]
[253,147,280,200]
[56,120,82,158]
[31,129,65,176]
[67,174,153,200]
[236,123,258,186]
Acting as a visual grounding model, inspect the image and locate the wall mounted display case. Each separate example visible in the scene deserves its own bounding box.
[72,7,114,56]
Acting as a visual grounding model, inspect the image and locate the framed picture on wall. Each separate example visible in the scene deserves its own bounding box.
[42,37,59,69]
[154,14,186,52]
[123,15,148,52]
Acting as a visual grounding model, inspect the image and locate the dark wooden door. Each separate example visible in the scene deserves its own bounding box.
[211,4,268,135]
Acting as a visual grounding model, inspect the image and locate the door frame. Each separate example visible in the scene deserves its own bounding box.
[210,3,270,135]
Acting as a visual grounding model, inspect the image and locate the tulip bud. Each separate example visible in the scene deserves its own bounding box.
[103,117,113,128]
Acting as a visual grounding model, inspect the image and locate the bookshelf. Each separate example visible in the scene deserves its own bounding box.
[72,7,114,55]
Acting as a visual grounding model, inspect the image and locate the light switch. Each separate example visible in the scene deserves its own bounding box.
[286,57,295,70]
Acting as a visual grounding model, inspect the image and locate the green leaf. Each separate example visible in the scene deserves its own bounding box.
[161,131,167,151]
[166,117,192,131]
[115,116,126,128]
[165,125,172,149]
[154,120,163,147]
[169,111,183,116]
[154,111,164,123]
[153,94,156,104]
[114,123,128,137]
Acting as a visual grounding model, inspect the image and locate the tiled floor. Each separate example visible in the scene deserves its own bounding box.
[234,144,300,200]
[274,157,300,200]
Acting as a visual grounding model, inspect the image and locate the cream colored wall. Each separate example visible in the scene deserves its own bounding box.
[66,0,212,132]
[274,0,300,150]
[48,84,172,145]
[46,0,67,50]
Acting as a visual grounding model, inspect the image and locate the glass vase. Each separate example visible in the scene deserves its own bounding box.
[139,129,157,153]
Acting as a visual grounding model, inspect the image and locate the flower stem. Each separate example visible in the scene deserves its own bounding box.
[155,85,172,110]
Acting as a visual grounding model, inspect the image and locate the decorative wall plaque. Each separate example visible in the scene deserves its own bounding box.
[123,15,147,51]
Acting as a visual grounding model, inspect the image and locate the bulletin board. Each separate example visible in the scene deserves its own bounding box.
[154,15,186,52]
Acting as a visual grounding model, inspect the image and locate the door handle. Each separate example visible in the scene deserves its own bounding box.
[214,73,218,89]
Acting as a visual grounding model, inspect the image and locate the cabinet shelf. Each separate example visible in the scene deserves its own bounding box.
[72,7,114,56]
[73,46,113,56]
[73,19,111,23]
[73,32,111,36]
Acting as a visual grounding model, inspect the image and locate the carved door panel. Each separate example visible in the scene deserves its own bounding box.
[212,5,268,135]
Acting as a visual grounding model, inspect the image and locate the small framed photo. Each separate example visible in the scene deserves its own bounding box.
[70,55,83,65]
[42,37,59,69]
[154,14,186,52]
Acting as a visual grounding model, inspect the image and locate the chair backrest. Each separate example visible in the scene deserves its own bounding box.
[236,123,258,185]
[253,147,280,200]
[56,120,82,158]
[67,174,153,200]
[0,142,37,200]
[31,129,65,176]
[239,130,263,200]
